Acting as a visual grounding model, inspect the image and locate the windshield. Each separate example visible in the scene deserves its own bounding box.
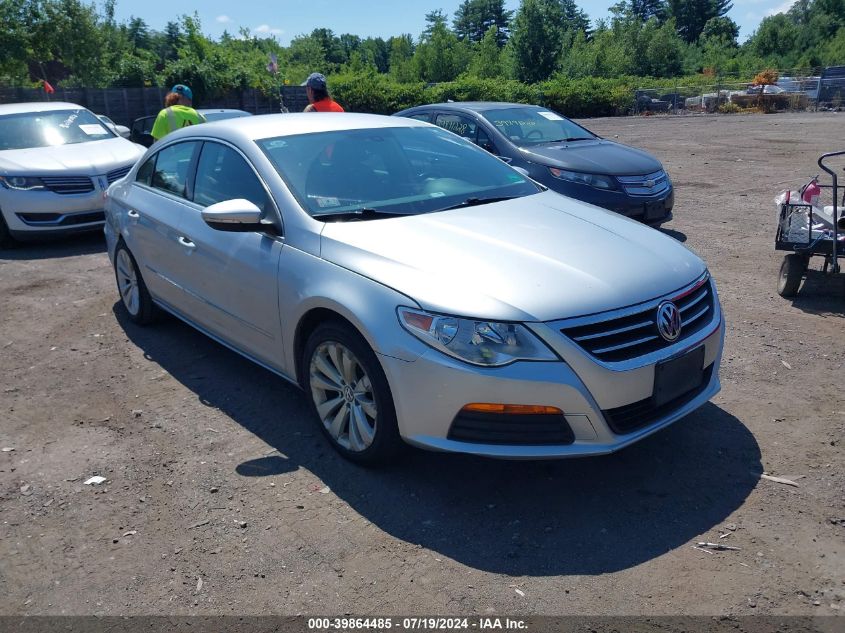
[258,126,541,219]
[480,107,596,147]
[0,108,116,150]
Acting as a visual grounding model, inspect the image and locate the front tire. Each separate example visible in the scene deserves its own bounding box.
[114,242,157,325]
[777,254,806,298]
[303,322,402,464]
[0,212,15,249]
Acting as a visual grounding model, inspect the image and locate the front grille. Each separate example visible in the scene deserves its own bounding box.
[448,412,574,445]
[106,165,132,184]
[40,176,94,195]
[559,276,715,364]
[616,170,670,197]
[17,210,104,227]
[603,364,714,434]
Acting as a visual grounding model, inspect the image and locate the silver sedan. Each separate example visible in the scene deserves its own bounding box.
[104,113,724,464]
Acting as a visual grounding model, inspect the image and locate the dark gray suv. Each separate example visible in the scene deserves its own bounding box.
[394,102,674,226]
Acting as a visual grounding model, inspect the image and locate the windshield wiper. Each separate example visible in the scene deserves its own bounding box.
[441,196,519,211]
[546,137,594,143]
[311,208,406,222]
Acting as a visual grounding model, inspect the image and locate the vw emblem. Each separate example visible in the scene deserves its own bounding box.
[644,179,656,188]
[656,301,682,342]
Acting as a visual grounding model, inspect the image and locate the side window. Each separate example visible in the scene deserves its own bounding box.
[193,142,270,212]
[476,126,497,154]
[434,113,478,144]
[405,112,432,123]
[135,155,156,186]
[150,141,198,198]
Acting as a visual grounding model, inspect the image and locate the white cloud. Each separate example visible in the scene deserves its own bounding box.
[216,15,231,24]
[766,0,794,16]
[253,24,284,36]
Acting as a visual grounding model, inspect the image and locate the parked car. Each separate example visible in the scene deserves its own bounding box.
[129,109,252,147]
[97,114,131,139]
[634,89,671,112]
[394,102,674,226]
[105,113,723,464]
[0,102,145,246]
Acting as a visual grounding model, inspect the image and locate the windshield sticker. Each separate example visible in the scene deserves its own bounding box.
[59,113,79,129]
[429,191,446,198]
[264,140,287,150]
[314,196,340,208]
[537,111,563,121]
[79,124,107,135]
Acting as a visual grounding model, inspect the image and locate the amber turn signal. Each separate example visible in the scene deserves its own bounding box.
[461,403,563,415]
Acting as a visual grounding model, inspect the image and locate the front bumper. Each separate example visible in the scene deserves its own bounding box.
[0,181,109,238]
[540,177,674,225]
[379,282,724,459]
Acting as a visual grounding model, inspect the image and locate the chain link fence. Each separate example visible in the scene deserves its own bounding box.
[633,73,845,115]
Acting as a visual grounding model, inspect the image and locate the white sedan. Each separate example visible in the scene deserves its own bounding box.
[0,101,145,246]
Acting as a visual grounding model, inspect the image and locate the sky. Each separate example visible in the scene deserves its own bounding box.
[111,0,796,45]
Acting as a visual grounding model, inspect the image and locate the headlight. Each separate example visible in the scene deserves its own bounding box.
[0,176,46,191]
[398,307,558,367]
[549,168,617,191]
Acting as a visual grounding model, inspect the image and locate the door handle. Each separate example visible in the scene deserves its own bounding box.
[177,236,196,249]
[127,209,140,219]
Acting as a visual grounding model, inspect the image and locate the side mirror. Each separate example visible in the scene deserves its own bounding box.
[511,166,530,178]
[202,199,277,234]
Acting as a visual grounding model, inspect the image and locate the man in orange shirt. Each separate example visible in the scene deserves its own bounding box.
[303,73,345,112]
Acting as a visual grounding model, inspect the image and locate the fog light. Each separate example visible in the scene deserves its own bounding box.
[461,403,563,415]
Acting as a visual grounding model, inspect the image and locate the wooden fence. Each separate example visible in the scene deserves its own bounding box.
[0,86,310,126]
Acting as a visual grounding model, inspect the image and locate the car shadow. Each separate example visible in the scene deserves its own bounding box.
[0,232,106,260]
[659,227,688,242]
[790,270,845,315]
[116,305,761,576]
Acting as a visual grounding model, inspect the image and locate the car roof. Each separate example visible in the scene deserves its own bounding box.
[165,112,430,144]
[197,108,251,115]
[0,101,89,116]
[402,102,545,114]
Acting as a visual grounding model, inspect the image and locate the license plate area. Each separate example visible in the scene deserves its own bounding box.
[653,346,705,407]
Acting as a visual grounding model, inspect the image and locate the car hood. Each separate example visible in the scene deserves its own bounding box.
[319,191,705,322]
[0,138,144,175]
[519,139,663,176]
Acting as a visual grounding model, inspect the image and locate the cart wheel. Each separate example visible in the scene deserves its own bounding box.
[777,254,806,297]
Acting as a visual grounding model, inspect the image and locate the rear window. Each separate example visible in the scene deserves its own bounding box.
[0,108,116,150]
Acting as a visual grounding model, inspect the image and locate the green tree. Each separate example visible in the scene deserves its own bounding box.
[468,25,503,77]
[453,0,513,45]
[508,0,565,82]
[414,20,470,82]
[667,0,733,43]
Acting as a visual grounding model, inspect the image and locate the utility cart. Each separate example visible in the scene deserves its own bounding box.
[775,150,845,297]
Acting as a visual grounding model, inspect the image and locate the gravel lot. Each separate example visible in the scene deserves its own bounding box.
[1,112,843,617]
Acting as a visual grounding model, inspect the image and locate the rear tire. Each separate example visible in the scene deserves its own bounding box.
[114,242,157,325]
[302,322,403,465]
[777,254,806,297]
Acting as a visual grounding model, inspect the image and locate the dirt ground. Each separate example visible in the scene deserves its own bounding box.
[1,112,843,618]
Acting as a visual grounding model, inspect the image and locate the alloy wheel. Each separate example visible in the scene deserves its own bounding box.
[309,341,377,452]
[116,248,140,316]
